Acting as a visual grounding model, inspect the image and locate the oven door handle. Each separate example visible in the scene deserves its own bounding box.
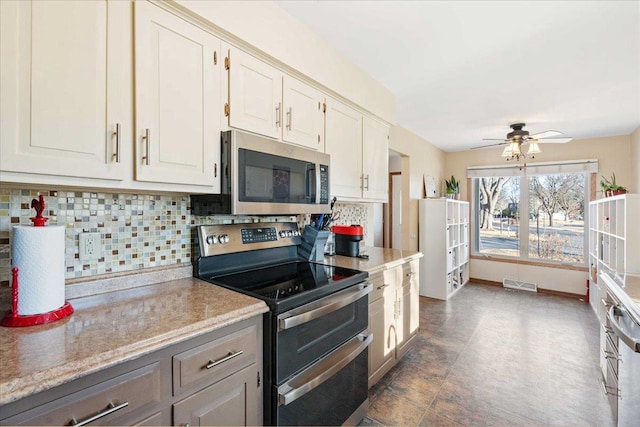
[608,305,640,352]
[277,333,373,406]
[278,283,372,331]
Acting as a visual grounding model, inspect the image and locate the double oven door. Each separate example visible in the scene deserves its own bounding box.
[265,282,371,426]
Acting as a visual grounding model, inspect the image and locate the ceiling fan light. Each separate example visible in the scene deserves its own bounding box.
[527,142,542,155]
[501,145,513,157]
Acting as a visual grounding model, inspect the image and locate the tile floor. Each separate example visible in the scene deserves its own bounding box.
[362,282,615,426]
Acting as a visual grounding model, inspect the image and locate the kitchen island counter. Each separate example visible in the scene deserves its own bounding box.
[0,277,268,405]
[325,246,423,273]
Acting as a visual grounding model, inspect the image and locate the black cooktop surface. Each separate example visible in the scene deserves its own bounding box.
[204,261,368,313]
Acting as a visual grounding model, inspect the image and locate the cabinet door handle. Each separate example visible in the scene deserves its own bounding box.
[377,284,391,290]
[406,271,416,278]
[205,350,244,369]
[112,123,121,163]
[141,129,150,165]
[286,107,292,130]
[69,401,129,426]
[276,102,282,127]
[364,174,369,190]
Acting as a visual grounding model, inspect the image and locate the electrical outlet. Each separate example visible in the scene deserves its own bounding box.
[79,232,102,261]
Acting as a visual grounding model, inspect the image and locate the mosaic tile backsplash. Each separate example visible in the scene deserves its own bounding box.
[0,188,371,286]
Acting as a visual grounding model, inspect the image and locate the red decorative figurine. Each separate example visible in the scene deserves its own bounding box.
[30,194,48,226]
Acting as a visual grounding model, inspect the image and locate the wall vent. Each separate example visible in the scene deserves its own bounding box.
[503,278,538,292]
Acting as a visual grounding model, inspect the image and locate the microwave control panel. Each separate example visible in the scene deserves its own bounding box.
[320,165,329,204]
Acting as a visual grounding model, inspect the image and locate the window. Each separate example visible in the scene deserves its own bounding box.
[469,160,596,266]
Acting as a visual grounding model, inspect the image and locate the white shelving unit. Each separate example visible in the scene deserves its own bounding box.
[419,198,470,300]
[588,194,640,310]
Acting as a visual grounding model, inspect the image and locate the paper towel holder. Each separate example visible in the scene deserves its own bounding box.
[1,267,74,327]
[1,196,74,327]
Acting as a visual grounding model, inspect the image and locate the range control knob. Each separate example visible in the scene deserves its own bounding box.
[206,235,218,245]
[219,234,229,244]
[279,231,287,238]
[286,231,293,237]
[293,230,300,236]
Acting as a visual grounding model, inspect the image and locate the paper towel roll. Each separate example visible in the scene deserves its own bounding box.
[12,225,66,315]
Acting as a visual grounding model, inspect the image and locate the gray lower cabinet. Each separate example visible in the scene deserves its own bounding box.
[173,365,258,426]
[0,316,262,426]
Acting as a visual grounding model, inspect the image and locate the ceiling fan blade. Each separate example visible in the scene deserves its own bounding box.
[529,130,562,139]
[536,137,572,143]
[472,142,507,149]
[481,138,508,141]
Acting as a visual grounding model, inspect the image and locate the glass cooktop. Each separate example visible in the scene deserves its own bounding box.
[205,261,367,313]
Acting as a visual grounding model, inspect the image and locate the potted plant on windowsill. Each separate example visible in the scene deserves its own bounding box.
[600,173,627,198]
[445,175,460,199]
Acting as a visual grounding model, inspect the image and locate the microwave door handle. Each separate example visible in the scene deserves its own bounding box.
[315,165,321,204]
[306,164,317,203]
[608,305,640,352]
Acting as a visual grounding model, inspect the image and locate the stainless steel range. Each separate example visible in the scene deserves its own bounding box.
[194,222,371,426]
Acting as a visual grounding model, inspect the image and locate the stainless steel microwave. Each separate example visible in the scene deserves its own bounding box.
[191,130,330,215]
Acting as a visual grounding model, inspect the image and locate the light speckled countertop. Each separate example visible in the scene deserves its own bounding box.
[0,278,268,405]
[324,246,423,274]
[0,247,421,406]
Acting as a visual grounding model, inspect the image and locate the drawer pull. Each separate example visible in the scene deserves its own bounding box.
[377,284,391,290]
[406,271,416,277]
[69,401,129,426]
[205,350,244,369]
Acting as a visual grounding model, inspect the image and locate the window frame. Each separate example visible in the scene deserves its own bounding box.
[470,165,594,268]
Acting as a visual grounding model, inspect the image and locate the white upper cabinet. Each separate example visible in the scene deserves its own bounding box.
[282,77,324,150]
[0,0,130,180]
[325,98,363,199]
[225,47,324,150]
[226,47,282,140]
[325,98,389,202]
[135,1,221,189]
[362,116,389,202]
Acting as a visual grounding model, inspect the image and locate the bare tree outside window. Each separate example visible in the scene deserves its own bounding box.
[475,173,586,264]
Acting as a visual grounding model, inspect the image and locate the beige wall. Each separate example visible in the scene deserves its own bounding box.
[631,126,640,193]
[445,134,632,200]
[389,125,446,251]
[176,0,395,123]
[445,133,633,294]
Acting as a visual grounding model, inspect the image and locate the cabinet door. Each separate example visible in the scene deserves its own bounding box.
[173,365,258,427]
[362,117,389,202]
[282,76,323,150]
[227,48,282,139]
[367,290,396,388]
[324,98,363,199]
[0,0,129,180]
[397,260,420,359]
[135,1,220,188]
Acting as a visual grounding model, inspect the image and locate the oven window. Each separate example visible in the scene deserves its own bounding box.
[239,148,315,203]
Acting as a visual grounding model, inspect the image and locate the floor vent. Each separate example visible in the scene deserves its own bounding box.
[503,278,538,292]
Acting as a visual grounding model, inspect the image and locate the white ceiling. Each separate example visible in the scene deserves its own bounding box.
[275,1,640,152]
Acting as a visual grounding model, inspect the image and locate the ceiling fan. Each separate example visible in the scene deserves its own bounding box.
[475,123,572,161]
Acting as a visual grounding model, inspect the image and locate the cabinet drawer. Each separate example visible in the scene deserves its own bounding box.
[3,362,162,426]
[368,267,400,303]
[172,324,257,395]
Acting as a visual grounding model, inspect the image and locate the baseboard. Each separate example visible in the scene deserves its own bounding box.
[469,277,585,299]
